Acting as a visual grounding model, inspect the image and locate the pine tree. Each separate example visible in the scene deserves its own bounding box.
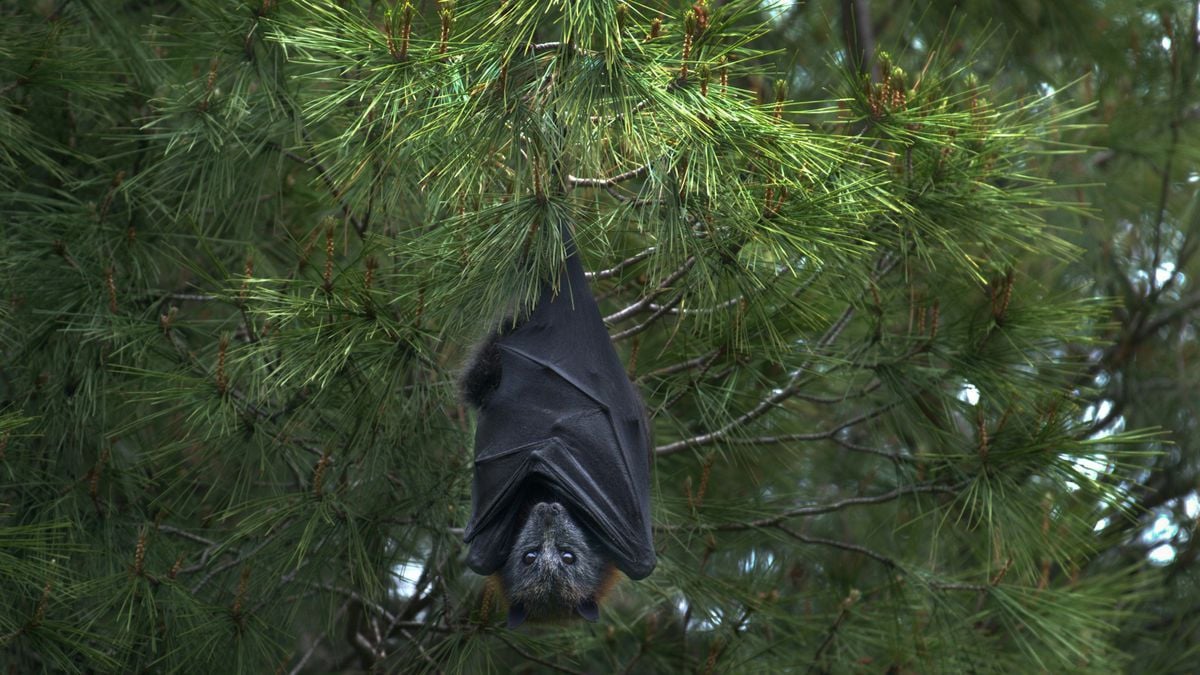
[769,2,1200,669]
[0,1,1183,672]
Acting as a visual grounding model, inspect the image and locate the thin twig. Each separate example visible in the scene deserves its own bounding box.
[603,184,663,207]
[721,401,901,447]
[806,592,856,674]
[647,296,742,316]
[655,254,899,456]
[288,601,350,675]
[568,163,650,188]
[636,348,722,382]
[611,291,684,341]
[829,435,914,462]
[789,379,883,404]
[777,525,897,568]
[157,524,217,547]
[277,146,367,238]
[190,536,275,593]
[310,582,398,626]
[605,256,696,324]
[1148,114,1180,295]
[161,292,217,302]
[394,627,443,671]
[585,246,656,280]
[529,41,583,55]
[708,482,959,531]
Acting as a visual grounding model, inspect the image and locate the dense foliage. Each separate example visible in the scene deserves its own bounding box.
[1,0,1196,672]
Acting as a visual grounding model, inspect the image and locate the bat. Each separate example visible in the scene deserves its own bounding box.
[459,222,656,627]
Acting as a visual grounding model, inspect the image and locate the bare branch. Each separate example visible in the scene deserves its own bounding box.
[1149,115,1181,295]
[605,256,696,324]
[840,0,879,82]
[656,253,899,455]
[277,146,368,238]
[190,536,275,593]
[529,41,583,55]
[636,347,722,382]
[611,292,683,341]
[790,379,883,404]
[157,524,217,547]
[288,601,350,675]
[777,525,897,568]
[829,435,915,462]
[806,589,857,674]
[310,581,397,625]
[709,482,959,531]
[721,400,901,447]
[603,184,663,207]
[568,163,650,188]
[585,246,656,280]
[647,296,742,316]
[1135,290,1200,339]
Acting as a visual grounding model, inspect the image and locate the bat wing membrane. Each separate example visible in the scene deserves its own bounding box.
[463,225,655,580]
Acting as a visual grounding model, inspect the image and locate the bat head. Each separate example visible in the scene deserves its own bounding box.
[501,501,612,628]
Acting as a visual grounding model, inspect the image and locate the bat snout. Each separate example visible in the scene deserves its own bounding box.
[531,501,566,527]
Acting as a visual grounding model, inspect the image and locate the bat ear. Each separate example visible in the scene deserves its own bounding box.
[575,598,599,622]
[506,602,527,629]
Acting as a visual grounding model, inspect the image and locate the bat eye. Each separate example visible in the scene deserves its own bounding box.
[522,550,538,566]
[560,551,576,565]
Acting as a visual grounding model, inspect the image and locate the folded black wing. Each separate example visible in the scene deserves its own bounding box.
[462,226,656,580]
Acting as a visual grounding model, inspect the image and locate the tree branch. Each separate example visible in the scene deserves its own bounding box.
[709,482,959,531]
[605,256,696,324]
[568,163,650,188]
[840,0,879,83]
[610,291,683,341]
[276,145,368,238]
[721,400,901,447]
[656,254,898,455]
[636,347,723,382]
[776,525,897,568]
[585,246,656,280]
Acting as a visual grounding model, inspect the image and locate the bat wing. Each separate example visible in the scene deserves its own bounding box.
[463,225,655,580]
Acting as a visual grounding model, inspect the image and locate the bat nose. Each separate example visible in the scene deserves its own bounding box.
[532,502,560,531]
[533,502,564,522]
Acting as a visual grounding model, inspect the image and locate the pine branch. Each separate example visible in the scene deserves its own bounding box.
[498,635,588,675]
[610,291,683,341]
[586,246,657,280]
[707,482,960,531]
[806,589,859,675]
[776,525,897,568]
[636,347,723,382]
[605,256,697,324]
[567,163,650,188]
[276,145,368,238]
[656,254,898,455]
[721,400,902,447]
[287,601,350,675]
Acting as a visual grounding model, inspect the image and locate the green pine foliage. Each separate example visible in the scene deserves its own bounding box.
[0,0,1188,672]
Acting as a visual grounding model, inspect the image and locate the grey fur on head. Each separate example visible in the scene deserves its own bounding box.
[501,502,606,627]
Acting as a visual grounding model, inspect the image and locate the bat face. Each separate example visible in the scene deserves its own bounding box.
[500,502,607,628]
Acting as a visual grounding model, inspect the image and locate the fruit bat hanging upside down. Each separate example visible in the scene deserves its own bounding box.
[459,222,656,628]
